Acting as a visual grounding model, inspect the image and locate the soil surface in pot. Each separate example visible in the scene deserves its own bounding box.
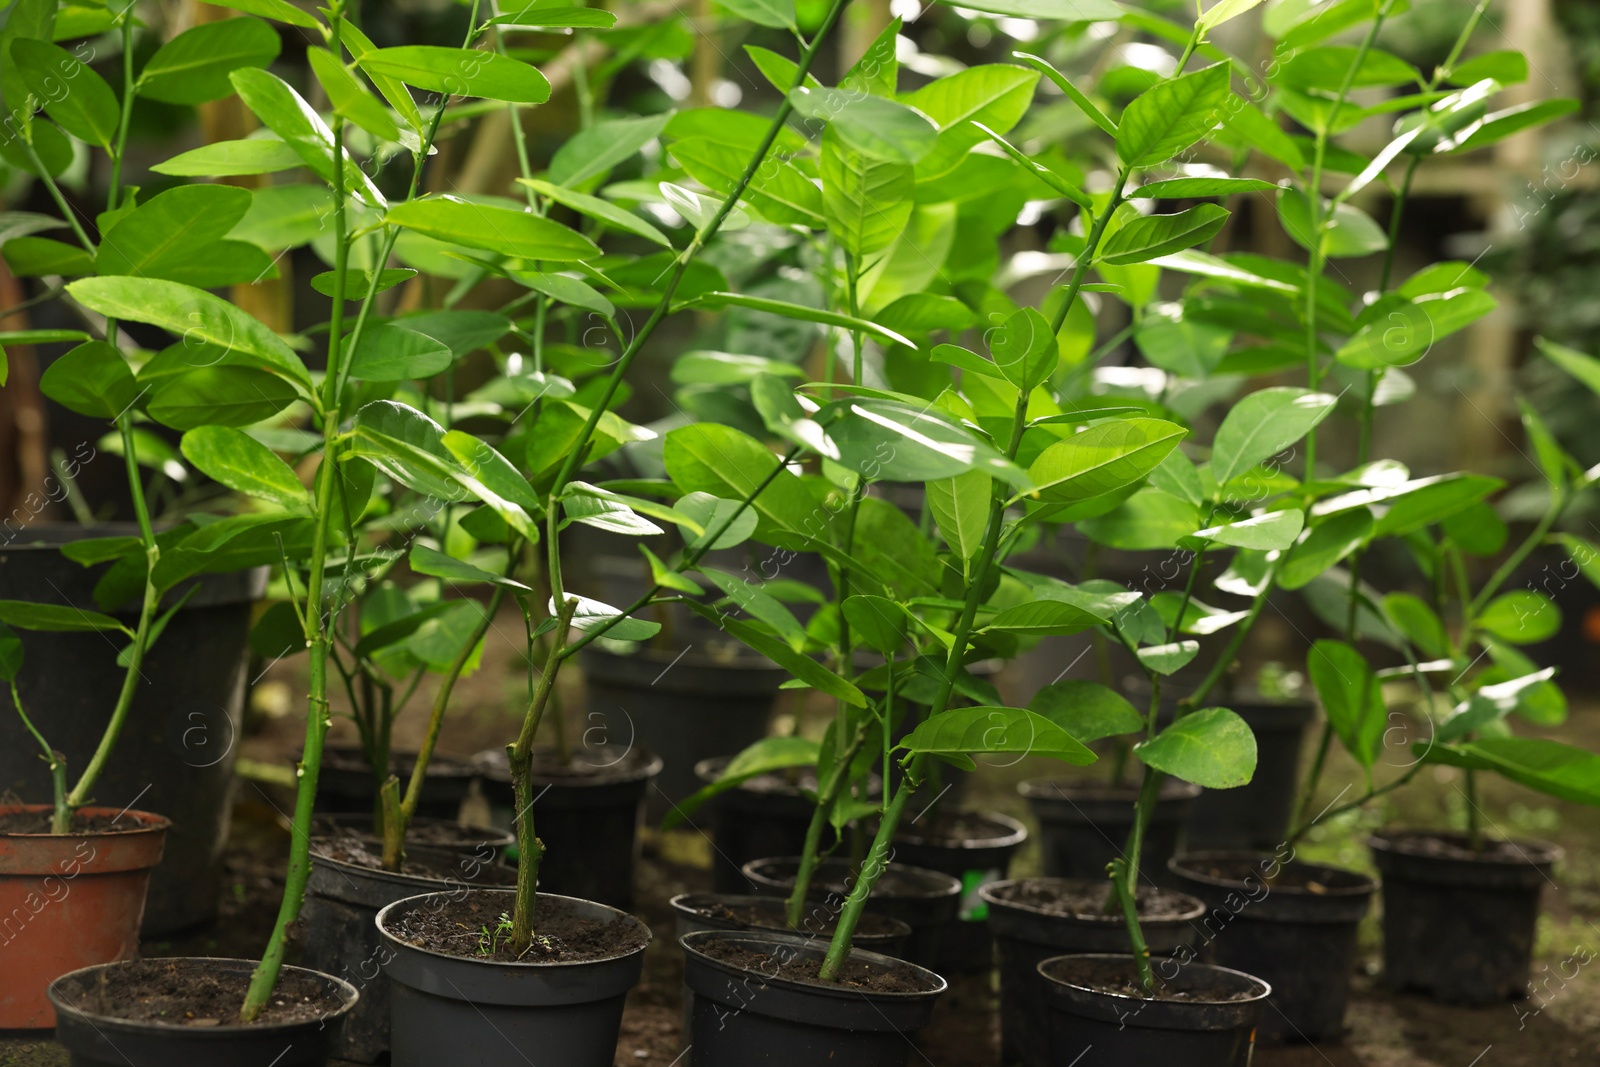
[0,810,140,834]
[1379,833,1544,863]
[990,880,1195,919]
[310,839,516,882]
[896,811,1016,845]
[527,747,655,779]
[310,817,496,849]
[697,939,938,994]
[1042,956,1258,1003]
[774,865,947,898]
[1178,856,1367,891]
[52,959,338,1026]
[386,893,648,963]
[686,898,905,938]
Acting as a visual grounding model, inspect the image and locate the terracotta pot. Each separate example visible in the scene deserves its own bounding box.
[0,804,169,1028]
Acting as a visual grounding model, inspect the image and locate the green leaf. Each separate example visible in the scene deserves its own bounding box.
[0,621,23,682]
[1335,289,1496,370]
[668,139,822,228]
[1013,50,1116,135]
[360,46,550,104]
[138,16,281,104]
[1136,640,1201,675]
[1116,63,1231,168]
[927,469,990,560]
[1384,592,1448,659]
[674,491,758,550]
[96,185,274,288]
[563,481,663,536]
[1308,639,1384,771]
[441,429,542,535]
[1130,177,1277,199]
[936,0,1123,18]
[152,138,305,177]
[230,67,386,207]
[1448,50,1527,86]
[0,600,128,633]
[307,46,402,144]
[347,323,454,381]
[180,425,308,508]
[717,0,795,30]
[567,594,659,642]
[688,604,866,706]
[38,341,137,420]
[1277,46,1418,91]
[549,112,672,188]
[1537,338,1600,397]
[1278,507,1372,589]
[147,366,298,430]
[1135,707,1256,788]
[1025,418,1187,503]
[12,39,120,150]
[983,599,1103,637]
[904,64,1040,176]
[663,735,819,829]
[990,308,1057,392]
[409,544,530,590]
[311,268,415,298]
[1450,99,1579,153]
[1477,591,1560,646]
[1028,680,1142,743]
[0,235,91,278]
[518,178,672,247]
[1081,488,1199,550]
[491,2,618,27]
[1192,508,1304,550]
[682,292,913,349]
[663,423,817,539]
[640,544,703,595]
[830,399,1028,487]
[1277,189,1388,259]
[900,706,1096,767]
[1197,0,1264,32]
[840,594,909,655]
[1210,387,1337,486]
[67,277,312,393]
[789,87,938,164]
[202,0,322,29]
[1099,204,1230,265]
[1432,738,1600,807]
[819,128,913,260]
[385,197,599,261]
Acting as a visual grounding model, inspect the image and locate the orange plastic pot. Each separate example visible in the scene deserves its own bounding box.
[0,804,169,1028]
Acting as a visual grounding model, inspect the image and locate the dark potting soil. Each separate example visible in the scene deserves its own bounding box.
[386,892,647,963]
[897,811,1016,846]
[1380,833,1547,864]
[527,746,656,780]
[0,810,143,835]
[51,959,341,1026]
[690,899,905,938]
[800,866,943,898]
[990,879,1195,920]
[697,939,939,994]
[311,838,517,883]
[1042,956,1258,1003]
[311,816,498,848]
[1180,856,1369,892]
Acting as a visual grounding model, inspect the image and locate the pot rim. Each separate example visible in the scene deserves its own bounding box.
[668,892,915,940]
[1167,851,1378,898]
[311,812,513,844]
[680,928,947,1000]
[314,745,480,778]
[741,855,963,899]
[1017,778,1202,803]
[979,877,1207,925]
[0,803,171,839]
[309,841,512,886]
[1037,951,1272,1006]
[47,957,358,1034]
[471,746,664,787]
[1367,828,1563,868]
[375,888,652,969]
[893,809,1028,851]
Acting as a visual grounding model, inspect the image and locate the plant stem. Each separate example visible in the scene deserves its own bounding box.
[10,680,69,831]
[106,11,137,213]
[507,596,576,952]
[784,725,867,929]
[1052,169,1129,336]
[1108,764,1163,990]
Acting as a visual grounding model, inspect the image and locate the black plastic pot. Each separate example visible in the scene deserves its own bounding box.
[1039,953,1270,1067]
[580,646,785,821]
[1019,778,1200,883]
[1177,698,1316,850]
[680,929,946,1067]
[981,877,1206,1067]
[695,757,880,894]
[669,892,914,1047]
[309,813,513,857]
[300,842,516,1063]
[0,527,265,935]
[1167,851,1376,1043]
[312,746,478,822]
[741,856,961,972]
[48,957,357,1066]
[476,745,662,909]
[891,810,1027,972]
[377,889,649,1067]
[1369,830,1561,1003]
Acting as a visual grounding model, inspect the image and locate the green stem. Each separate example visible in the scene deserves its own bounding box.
[106,11,137,213]
[11,680,69,832]
[1052,169,1129,336]
[1108,765,1163,991]
[784,725,868,929]
[21,139,94,253]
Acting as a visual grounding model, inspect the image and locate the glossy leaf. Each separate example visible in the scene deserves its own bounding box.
[138,17,281,104]
[97,185,273,288]
[230,68,386,206]
[347,324,453,381]
[1100,204,1230,265]
[1192,508,1304,551]
[12,39,120,149]
[153,138,304,177]
[1025,418,1187,503]
[0,600,127,633]
[664,736,819,828]
[990,308,1057,392]
[38,342,137,420]
[1028,680,1142,743]
[180,425,308,509]
[1477,591,1560,646]
[147,367,298,429]
[1210,387,1337,486]
[519,178,672,247]
[900,706,1096,767]
[1278,507,1372,589]
[1135,707,1257,789]
[385,197,599,261]
[1308,639,1384,771]
[841,594,909,655]
[927,470,990,560]
[360,46,551,103]
[1116,63,1231,168]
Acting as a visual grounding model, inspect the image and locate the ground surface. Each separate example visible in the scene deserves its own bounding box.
[3,602,1597,1065]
